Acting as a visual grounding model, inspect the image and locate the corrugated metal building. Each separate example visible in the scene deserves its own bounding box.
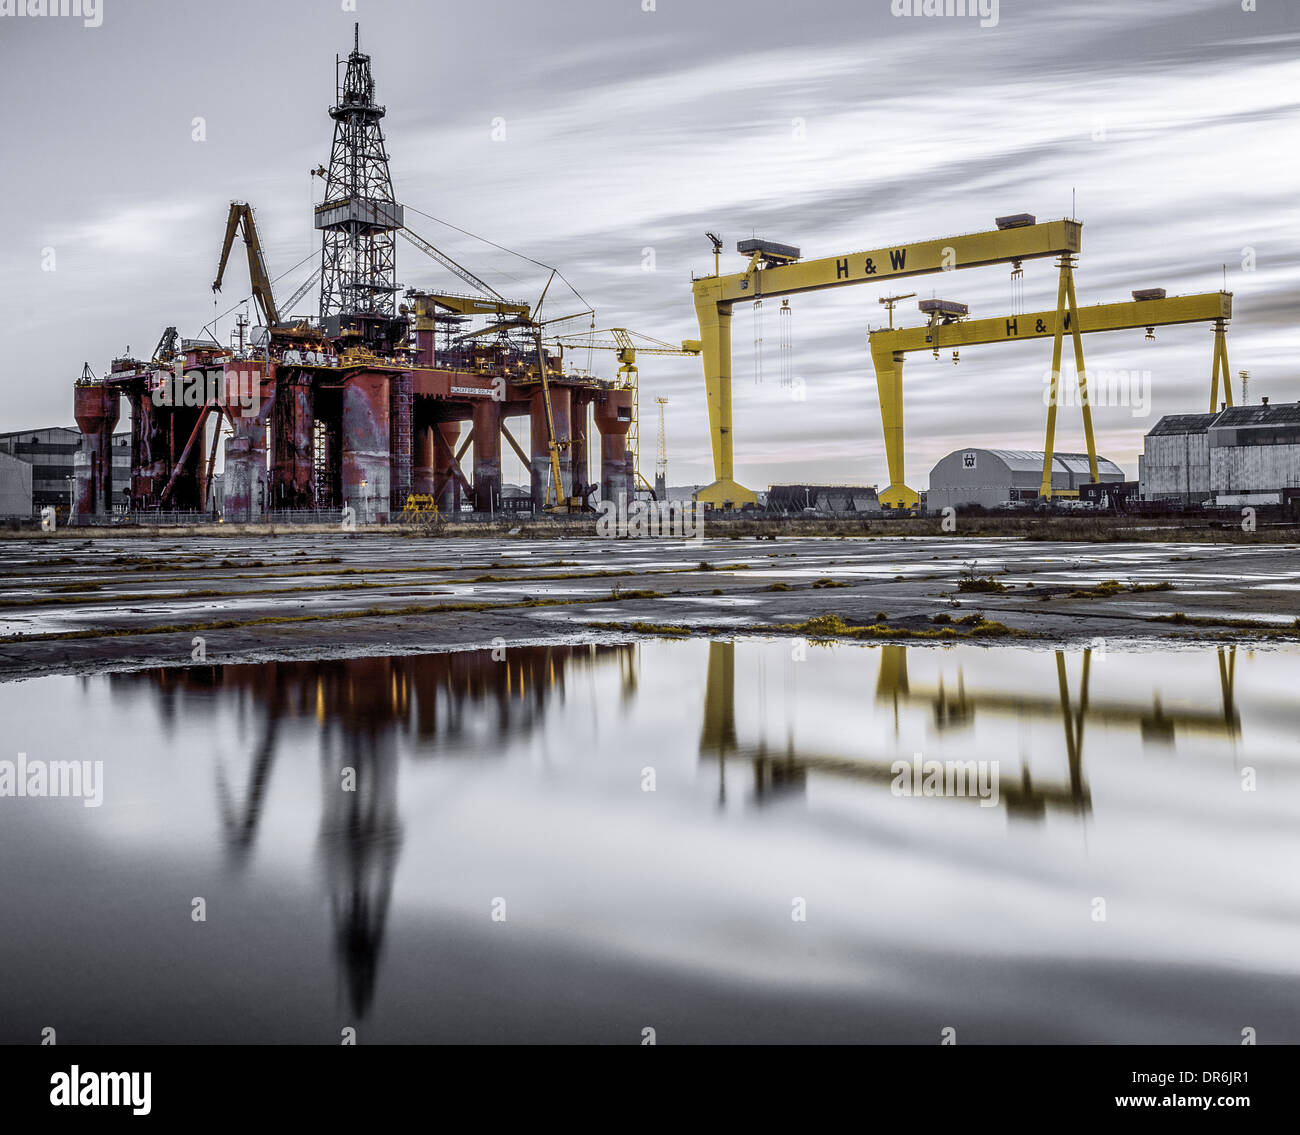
[0,450,33,517]
[767,484,882,515]
[928,449,1125,511]
[0,426,131,514]
[1209,402,1300,505]
[1139,401,1300,506]
[1136,412,1218,504]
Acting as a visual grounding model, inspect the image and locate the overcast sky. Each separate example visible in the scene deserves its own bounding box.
[1,0,1297,491]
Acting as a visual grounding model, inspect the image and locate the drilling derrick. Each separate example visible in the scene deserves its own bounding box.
[315,23,405,354]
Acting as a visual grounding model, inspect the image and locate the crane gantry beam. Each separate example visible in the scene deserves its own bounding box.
[869,291,1233,502]
[690,218,1083,507]
[871,292,1232,354]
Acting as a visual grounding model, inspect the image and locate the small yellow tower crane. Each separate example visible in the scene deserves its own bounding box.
[547,328,701,496]
[655,396,669,499]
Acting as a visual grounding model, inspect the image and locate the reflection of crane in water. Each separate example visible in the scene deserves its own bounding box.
[699,641,1241,821]
[876,644,1240,744]
[129,644,635,1019]
[112,665,287,871]
[215,678,283,872]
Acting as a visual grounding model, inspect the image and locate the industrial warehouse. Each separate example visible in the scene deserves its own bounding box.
[2,1,1298,1086]
[1138,400,1300,508]
[927,448,1126,512]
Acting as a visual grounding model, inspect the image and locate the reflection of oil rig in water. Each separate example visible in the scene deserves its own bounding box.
[109,639,1243,1014]
[699,642,1240,819]
[119,644,634,1018]
[71,25,647,525]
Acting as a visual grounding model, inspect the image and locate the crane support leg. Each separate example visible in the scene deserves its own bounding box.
[1209,320,1232,411]
[1039,257,1075,499]
[1063,266,1098,485]
[695,297,756,507]
[1218,645,1236,725]
[1210,329,1221,412]
[871,348,919,509]
[1219,324,1232,406]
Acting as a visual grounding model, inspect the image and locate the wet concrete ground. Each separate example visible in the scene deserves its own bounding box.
[1,533,1298,679]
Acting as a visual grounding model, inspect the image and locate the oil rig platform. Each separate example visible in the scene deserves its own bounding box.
[71,27,634,524]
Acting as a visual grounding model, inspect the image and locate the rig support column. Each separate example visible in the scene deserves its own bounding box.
[415,325,435,367]
[270,367,315,509]
[528,389,551,509]
[570,393,590,503]
[530,386,570,508]
[223,413,269,523]
[342,370,392,524]
[594,388,634,508]
[128,388,166,508]
[412,417,435,496]
[73,384,120,518]
[471,399,501,513]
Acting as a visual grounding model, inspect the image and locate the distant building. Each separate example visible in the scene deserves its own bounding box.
[1078,480,1139,511]
[1139,400,1300,506]
[0,426,131,514]
[499,484,534,513]
[928,449,1125,511]
[767,484,882,515]
[0,450,33,517]
[1136,413,1218,505]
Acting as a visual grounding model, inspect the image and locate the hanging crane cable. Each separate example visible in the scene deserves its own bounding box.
[779,298,793,388]
[197,247,319,344]
[403,202,595,322]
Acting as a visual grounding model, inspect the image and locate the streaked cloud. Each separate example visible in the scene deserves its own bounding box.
[1,0,1295,491]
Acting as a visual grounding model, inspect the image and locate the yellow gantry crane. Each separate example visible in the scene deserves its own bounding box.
[547,328,701,496]
[690,216,1083,508]
[869,289,1233,500]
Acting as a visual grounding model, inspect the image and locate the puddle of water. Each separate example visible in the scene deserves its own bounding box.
[741,566,950,580]
[658,596,764,606]
[1193,610,1297,625]
[0,639,1296,1044]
